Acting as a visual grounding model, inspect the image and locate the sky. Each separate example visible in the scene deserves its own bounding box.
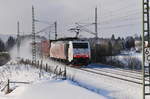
[0,0,142,39]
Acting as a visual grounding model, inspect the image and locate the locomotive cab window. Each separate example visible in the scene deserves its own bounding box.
[73,43,88,48]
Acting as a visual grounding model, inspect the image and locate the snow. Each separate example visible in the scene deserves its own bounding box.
[66,66,142,99]
[1,80,106,99]
[10,39,32,59]
[40,60,143,99]
[0,60,106,99]
[0,60,52,83]
[118,50,142,66]
[106,50,142,69]
[83,68,142,83]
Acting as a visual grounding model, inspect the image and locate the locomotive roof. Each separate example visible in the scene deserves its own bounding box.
[50,37,86,42]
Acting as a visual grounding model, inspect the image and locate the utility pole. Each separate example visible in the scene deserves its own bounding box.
[32,6,36,64]
[94,7,98,62]
[54,21,57,40]
[49,30,51,41]
[95,7,98,39]
[17,21,20,58]
[142,0,150,99]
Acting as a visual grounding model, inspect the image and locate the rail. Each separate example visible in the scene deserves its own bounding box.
[78,68,142,85]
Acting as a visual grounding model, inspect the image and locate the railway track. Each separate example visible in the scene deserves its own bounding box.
[78,68,143,85]
[85,68,142,80]
[96,63,142,74]
[66,63,144,85]
[96,64,150,78]
[94,67,142,77]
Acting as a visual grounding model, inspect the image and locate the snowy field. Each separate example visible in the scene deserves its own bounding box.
[0,59,145,99]
[0,80,106,99]
[0,60,106,99]
[32,59,144,99]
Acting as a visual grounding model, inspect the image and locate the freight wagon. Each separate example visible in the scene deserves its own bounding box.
[41,40,50,57]
[36,40,50,58]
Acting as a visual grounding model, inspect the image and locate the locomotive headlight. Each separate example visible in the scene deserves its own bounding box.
[73,54,89,58]
[85,54,89,58]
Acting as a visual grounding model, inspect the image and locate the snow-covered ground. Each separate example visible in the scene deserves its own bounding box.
[66,66,142,99]
[118,50,142,67]
[0,80,106,99]
[0,59,145,99]
[0,60,106,99]
[34,59,144,99]
[106,50,142,69]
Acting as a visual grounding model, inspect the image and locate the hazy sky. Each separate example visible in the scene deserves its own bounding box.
[0,0,142,39]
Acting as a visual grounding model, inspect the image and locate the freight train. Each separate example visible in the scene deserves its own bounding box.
[37,38,91,65]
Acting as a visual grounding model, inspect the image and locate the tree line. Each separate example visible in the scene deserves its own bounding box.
[0,36,16,52]
[85,34,142,62]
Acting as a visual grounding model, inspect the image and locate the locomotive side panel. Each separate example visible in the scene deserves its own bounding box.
[50,41,68,60]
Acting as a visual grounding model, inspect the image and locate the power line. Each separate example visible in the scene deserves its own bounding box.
[95,7,98,39]
[99,22,140,30]
[100,11,141,23]
[99,16,141,25]
[54,21,57,40]
[35,24,54,34]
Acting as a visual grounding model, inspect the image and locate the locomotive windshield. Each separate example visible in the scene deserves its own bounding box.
[73,43,88,48]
